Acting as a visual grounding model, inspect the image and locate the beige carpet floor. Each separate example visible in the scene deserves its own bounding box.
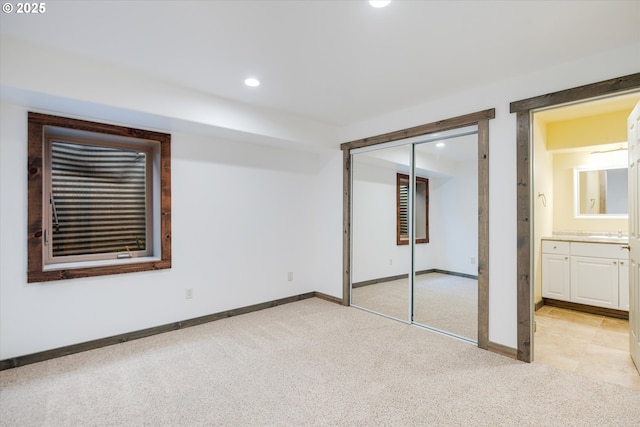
[352,272,477,340]
[1,298,639,426]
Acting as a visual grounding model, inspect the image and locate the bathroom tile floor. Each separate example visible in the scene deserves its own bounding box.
[534,305,640,390]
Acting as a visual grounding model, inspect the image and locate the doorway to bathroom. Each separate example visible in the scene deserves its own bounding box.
[511,74,640,388]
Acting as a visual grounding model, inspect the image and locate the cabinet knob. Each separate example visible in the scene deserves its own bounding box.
[564,256,568,260]
[620,261,625,266]
[613,261,617,265]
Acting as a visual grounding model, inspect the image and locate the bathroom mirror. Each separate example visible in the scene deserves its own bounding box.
[574,167,628,217]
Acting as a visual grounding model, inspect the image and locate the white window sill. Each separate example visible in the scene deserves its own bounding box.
[44,256,162,271]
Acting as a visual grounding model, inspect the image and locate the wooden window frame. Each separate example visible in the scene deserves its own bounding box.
[396,173,429,245]
[28,112,172,282]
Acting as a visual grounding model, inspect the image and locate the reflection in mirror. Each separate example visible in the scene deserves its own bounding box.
[351,145,411,322]
[575,167,628,216]
[412,133,478,341]
[397,173,429,245]
[350,127,480,341]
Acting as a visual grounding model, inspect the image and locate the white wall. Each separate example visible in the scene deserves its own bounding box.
[310,152,344,297]
[533,119,554,305]
[351,159,413,282]
[0,101,342,359]
[428,159,479,276]
[1,33,638,358]
[351,156,477,283]
[339,42,640,347]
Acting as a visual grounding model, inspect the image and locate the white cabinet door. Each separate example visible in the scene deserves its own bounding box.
[619,259,629,311]
[542,253,570,301]
[570,256,619,309]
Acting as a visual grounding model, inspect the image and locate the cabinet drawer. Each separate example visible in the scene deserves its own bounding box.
[570,242,629,259]
[541,240,570,255]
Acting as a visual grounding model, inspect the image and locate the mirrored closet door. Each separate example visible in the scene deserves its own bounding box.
[351,144,411,322]
[411,133,478,342]
[350,127,479,342]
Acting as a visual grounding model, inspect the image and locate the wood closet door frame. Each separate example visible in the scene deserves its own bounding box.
[341,109,494,351]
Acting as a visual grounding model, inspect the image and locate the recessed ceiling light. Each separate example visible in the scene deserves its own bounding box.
[244,78,260,87]
[436,142,445,148]
[369,0,391,8]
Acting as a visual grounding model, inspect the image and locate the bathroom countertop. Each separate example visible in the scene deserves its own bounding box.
[542,235,629,244]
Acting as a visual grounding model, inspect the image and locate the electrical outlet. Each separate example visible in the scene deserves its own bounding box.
[185,288,193,299]
[470,257,476,265]
[389,258,393,265]
[287,272,293,282]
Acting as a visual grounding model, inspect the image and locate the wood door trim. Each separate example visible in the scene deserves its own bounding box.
[510,73,640,362]
[342,109,494,350]
[340,109,495,151]
[510,74,640,114]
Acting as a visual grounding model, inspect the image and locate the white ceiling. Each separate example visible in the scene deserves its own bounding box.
[1,1,639,126]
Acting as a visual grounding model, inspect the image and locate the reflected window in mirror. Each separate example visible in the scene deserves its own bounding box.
[574,167,628,217]
[396,173,429,245]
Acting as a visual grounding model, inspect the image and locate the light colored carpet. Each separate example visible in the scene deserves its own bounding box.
[351,277,411,321]
[1,298,639,426]
[352,272,477,340]
[413,273,477,340]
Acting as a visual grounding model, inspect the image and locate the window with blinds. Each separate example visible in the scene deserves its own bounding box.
[398,184,409,236]
[48,141,150,259]
[28,112,171,282]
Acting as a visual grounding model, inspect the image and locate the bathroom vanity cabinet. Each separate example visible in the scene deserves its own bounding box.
[542,239,629,311]
[541,241,570,301]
